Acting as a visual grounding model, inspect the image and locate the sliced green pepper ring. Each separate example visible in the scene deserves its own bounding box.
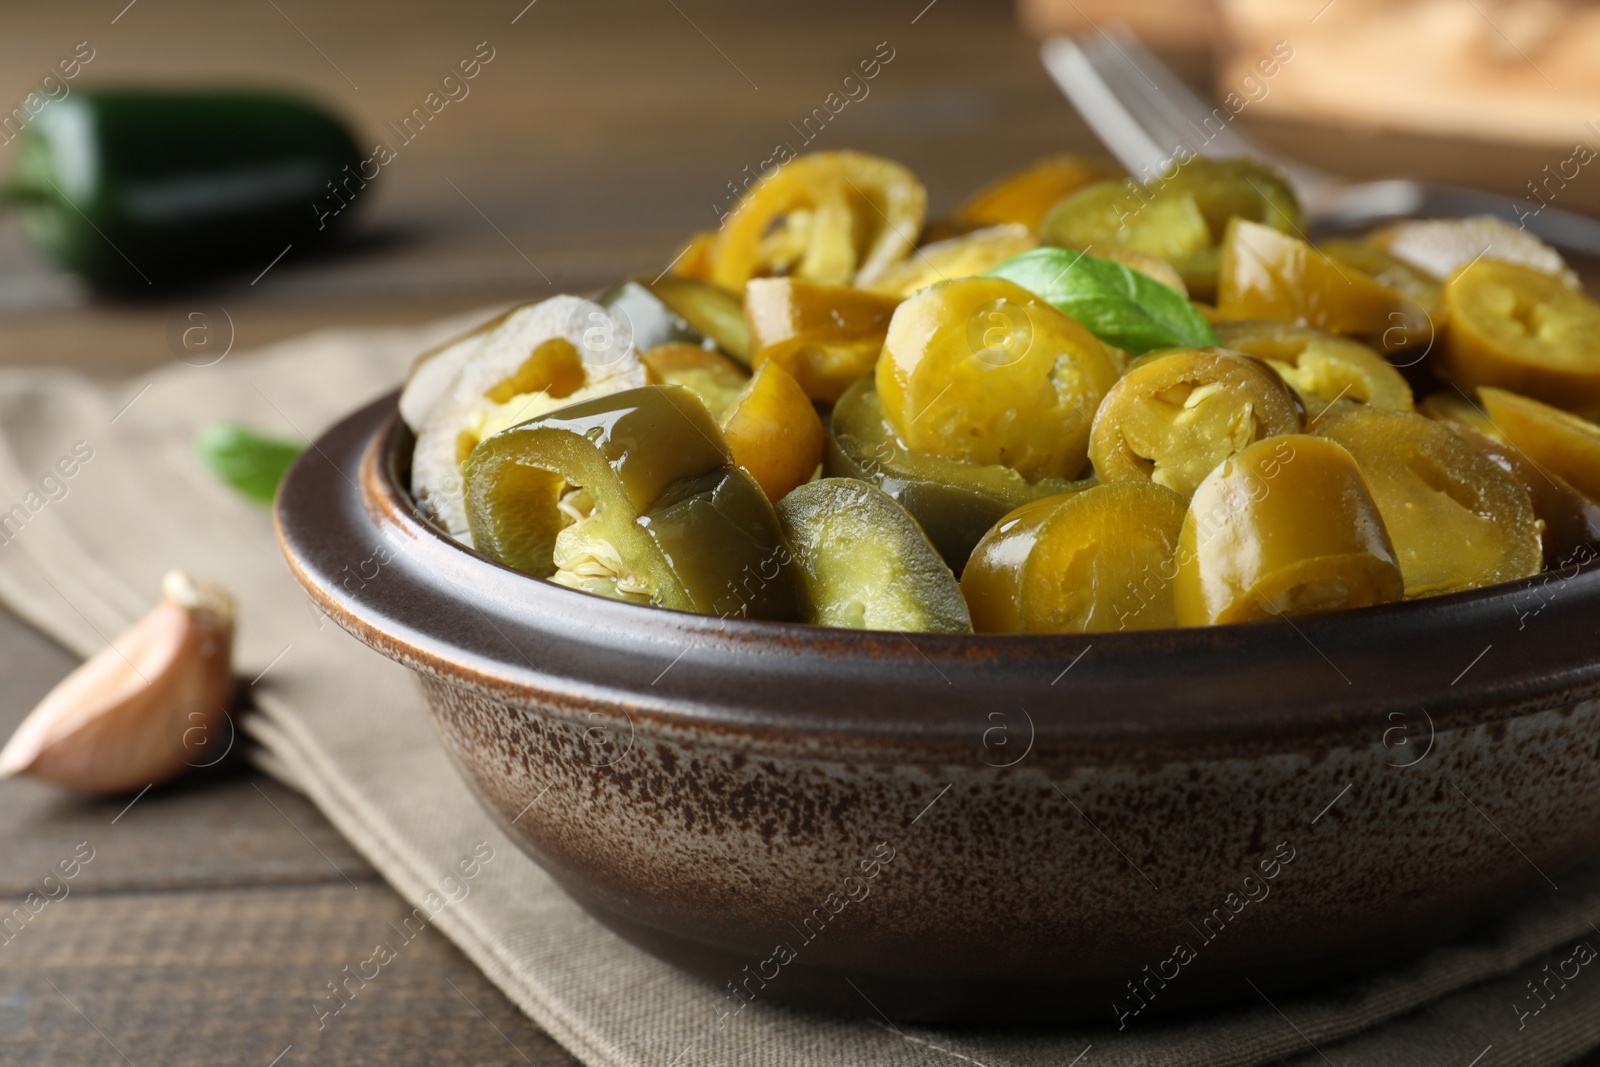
[600,276,751,364]
[1312,405,1541,597]
[776,479,971,633]
[1174,435,1403,625]
[874,275,1119,482]
[1421,400,1600,569]
[1212,319,1413,413]
[1041,157,1302,300]
[1478,386,1600,502]
[962,482,1188,633]
[1040,181,1212,279]
[1088,347,1302,499]
[710,150,927,290]
[945,153,1121,234]
[1159,158,1302,244]
[745,277,899,402]
[641,343,749,421]
[1216,219,1404,337]
[1317,237,1441,352]
[463,384,803,620]
[646,275,751,363]
[826,377,1093,573]
[1441,260,1600,417]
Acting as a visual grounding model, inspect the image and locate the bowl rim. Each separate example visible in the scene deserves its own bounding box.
[275,389,1600,756]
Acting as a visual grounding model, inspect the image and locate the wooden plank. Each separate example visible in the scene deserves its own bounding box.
[0,884,578,1066]
[0,769,379,896]
[0,291,521,378]
[6,884,1600,1066]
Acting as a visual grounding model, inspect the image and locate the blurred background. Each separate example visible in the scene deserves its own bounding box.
[3,0,1599,373]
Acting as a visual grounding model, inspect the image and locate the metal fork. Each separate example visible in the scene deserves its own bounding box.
[1042,28,1600,257]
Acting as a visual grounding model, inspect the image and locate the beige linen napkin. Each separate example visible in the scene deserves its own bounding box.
[2,316,1600,1067]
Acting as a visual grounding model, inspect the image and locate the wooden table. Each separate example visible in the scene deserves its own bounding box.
[3,1,1600,1063]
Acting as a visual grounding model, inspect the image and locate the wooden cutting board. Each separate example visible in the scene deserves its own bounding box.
[1020,0,1600,148]
[1017,0,1221,47]
[1223,0,1600,147]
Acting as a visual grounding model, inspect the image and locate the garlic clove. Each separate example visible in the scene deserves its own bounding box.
[0,570,236,794]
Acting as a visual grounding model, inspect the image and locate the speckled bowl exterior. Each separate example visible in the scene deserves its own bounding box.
[277,391,1600,1025]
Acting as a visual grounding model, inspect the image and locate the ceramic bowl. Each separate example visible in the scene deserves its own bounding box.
[276,390,1600,1024]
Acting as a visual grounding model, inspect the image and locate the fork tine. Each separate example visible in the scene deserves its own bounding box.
[1099,29,1265,160]
[1093,28,1334,199]
[1077,35,1206,175]
[1040,36,1173,179]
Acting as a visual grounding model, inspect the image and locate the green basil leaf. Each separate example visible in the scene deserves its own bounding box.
[987,247,1218,354]
[195,423,303,504]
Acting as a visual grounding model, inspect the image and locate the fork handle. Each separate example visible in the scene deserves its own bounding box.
[1314,181,1600,260]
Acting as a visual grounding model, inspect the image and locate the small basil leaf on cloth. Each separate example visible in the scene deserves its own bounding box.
[195,423,304,504]
[987,247,1218,354]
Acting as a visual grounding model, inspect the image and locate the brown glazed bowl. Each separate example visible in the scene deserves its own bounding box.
[277,390,1600,1026]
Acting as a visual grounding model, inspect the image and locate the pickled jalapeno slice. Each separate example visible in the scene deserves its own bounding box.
[463,385,803,620]
[875,276,1120,481]
[963,482,1188,633]
[598,276,750,364]
[668,230,717,281]
[946,153,1121,234]
[1042,157,1302,299]
[1422,397,1600,568]
[745,277,900,402]
[411,296,649,542]
[1159,157,1302,245]
[720,361,825,502]
[1416,391,1499,439]
[1478,387,1600,501]
[1317,237,1441,351]
[1217,219,1406,337]
[1174,435,1402,625]
[1442,260,1600,417]
[776,479,971,632]
[641,343,749,420]
[1088,347,1301,498]
[1312,405,1541,597]
[864,224,1037,300]
[826,377,1093,572]
[1041,182,1212,277]
[1212,320,1413,413]
[711,150,926,290]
